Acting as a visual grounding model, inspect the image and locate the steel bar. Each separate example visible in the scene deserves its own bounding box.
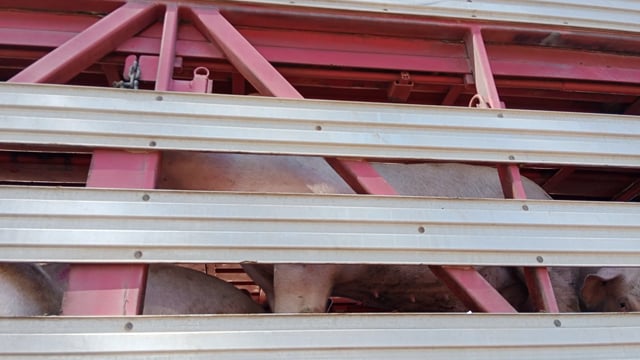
[1,313,640,358]
[188,7,301,98]
[466,26,559,312]
[5,14,640,87]
[10,2,165,316]
[8,3,161,84]
[6,2,162,315]
[155,4,179,92]
[60,151,160,316]
[428,266,517,313]
[1,186,639,266]
[1,83,639,167]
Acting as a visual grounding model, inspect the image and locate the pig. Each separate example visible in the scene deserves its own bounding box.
[43,263,265,315]
[580,267,640,312]
[0,263,62,316]
[158,151,579,313]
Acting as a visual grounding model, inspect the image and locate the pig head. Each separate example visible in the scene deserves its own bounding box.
[159,152,576,313]
[580,267,640,312]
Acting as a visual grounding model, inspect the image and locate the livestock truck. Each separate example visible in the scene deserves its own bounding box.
[1,0,639,357]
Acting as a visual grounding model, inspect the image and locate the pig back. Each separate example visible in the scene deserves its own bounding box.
[42,263,265,315]
[143,264,265,315]
[372,162,550,199]
[0,263,62,316]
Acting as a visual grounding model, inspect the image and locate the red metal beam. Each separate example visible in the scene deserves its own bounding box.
[5,3,162,316]
[325,158,398,195]
[542,167,576,194]
[188,7,301,98]
[466,27,559,313]
[4,10,640,96]
[429,266,517,313]
[625,98,640,115]
[8,3,161,84]
[62,150,160,315]
[488,44,640,84]
[613,179,640,202]
[155,4,179,91]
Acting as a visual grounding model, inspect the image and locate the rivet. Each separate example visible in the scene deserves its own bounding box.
[142,194,150,201]
[497,113,504,118]
[315,125,322,131]
[149,141,157,147]
[134,251,143,259]
[155,95,163,101]
[418,226,425,234]
[554,319,562,327]
[522,204,529,211]
[508,155,515,160]
[124,322,134,331]
[536,256,544,263]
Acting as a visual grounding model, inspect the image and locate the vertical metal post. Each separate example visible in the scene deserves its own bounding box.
[156,4,179,92]
[8,3,162,315]
[189,7,516,313]
[465,26,560,313]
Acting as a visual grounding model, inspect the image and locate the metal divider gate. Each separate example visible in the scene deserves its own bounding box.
[1,0,640,357]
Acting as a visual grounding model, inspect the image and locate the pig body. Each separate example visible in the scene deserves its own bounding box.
[143,264,265,314]
[0,263,62,316]
[159,152,578,313]
[42,263,265,315]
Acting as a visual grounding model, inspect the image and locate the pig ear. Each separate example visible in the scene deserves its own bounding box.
[581,273,624,309]
[581,274,609,309]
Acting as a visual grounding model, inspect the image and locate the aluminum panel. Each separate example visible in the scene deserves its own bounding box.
[1,313,639,359]
[1,186,638,266]
[1,83,639,167]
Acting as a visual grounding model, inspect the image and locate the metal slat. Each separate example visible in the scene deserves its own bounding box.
[1,186,638,266]
[1,83,639,167]
[232,0,640,33]
[1,313,640,359]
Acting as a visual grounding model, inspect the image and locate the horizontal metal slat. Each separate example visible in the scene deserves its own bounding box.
[1,313,639,359]
[234,0,640,33]
[1,83,639,167]
[1,186,638,266]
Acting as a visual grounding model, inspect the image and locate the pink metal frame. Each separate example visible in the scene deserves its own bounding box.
[3,0,639,313]
[7,2,164,315]
[466,26,559,312]
[188,8,520,312]
[2,9,640,103]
